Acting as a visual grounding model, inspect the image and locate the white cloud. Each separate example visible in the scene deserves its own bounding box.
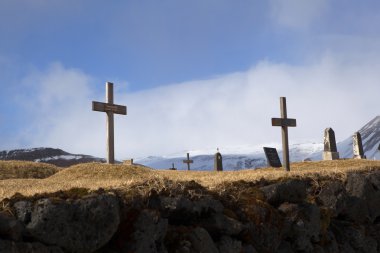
[270,0,328,29]
[11,54,380,160]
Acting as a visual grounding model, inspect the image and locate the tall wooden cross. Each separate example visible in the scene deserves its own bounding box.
[183,152,193,171]
[92,82,127,164]
[271,97,297,171]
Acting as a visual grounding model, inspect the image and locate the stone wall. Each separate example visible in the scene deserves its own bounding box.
[1,171,380,253]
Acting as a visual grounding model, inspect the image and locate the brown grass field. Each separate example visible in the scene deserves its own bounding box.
[0,159,380,201]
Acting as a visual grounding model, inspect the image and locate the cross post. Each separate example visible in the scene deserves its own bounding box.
[271,97,297,171]
[92,82,127,164]
[183,152,193,171]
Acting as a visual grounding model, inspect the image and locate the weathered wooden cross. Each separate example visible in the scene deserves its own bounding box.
[271,97,297,171]
[92,82,127,164]
[183,152,193,171]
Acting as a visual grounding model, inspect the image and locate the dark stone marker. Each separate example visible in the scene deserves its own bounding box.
[323,128,339,160]
[183,153,193,171]
[271,97,297,171]
[214,148,223,171]
[353,132,366,159]
[263,147,282,168]
[170,163,177,170]
[378,143,380,151]
[92,82,127,164]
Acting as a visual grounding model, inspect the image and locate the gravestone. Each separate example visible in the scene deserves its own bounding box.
[183,153,193,170]
[170,163,177,170]
[353,132,366,159]
[92,82,127,164]
[263,147,282,168]
[322,128,340,160]
[214,148,223,171]
[271,97,297,171]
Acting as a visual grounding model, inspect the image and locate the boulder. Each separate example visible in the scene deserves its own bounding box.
[317,181,347,216]
[346,172,380,222]
[0,211,24,241]
[186,227,218,253]
[278,202,321,252]
[201,213,244,236]
[217,236,242,253]
[128,209,168,253]
[260,180,307,207]
[0,239,64,253]
[13,201,33,224]
[26,194,120,253]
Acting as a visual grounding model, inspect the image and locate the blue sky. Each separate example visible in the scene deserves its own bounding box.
[1,1,380,158]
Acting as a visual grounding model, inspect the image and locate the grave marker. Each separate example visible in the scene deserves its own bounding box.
[323,128,340,160]
[271,97,297,171]
[183,153,193,170]
[263,147,282,168]
[214,148,223,171]
[170,163,177,170]
[92,82,127,164]
[353,132,366,159]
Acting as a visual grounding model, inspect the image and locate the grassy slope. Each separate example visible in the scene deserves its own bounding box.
[1,159,380,201]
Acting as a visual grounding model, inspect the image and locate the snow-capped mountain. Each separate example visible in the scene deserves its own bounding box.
[308,116,380,160]
[136,142,323,171]
[0,148,105,167]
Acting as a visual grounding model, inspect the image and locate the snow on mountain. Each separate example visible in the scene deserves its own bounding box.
[136,142,323,171]
[0,148,105,167]
[308,116,380,160]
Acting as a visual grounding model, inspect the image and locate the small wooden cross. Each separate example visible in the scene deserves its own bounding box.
[92,82,127,164]
[271,97,297,171]
[183,152,193,171]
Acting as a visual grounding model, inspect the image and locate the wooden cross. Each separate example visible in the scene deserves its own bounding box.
[271,97,296,171]
[183,152,193,171]
[92,82,127,164]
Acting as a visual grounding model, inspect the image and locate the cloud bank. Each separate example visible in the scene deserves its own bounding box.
[9,53,380,159]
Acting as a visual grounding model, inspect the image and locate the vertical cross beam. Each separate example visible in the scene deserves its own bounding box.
[271,97,297,171]
[106,82,115,164]
[183,152,193,170]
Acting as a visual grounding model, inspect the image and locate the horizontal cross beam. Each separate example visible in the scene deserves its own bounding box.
[183,160,193,164]
[92,101,127,115]
[271,118,296,127]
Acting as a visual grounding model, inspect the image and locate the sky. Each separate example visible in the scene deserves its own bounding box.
[1,0,380,159]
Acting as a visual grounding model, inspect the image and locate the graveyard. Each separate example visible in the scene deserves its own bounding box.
[1,158,380,252]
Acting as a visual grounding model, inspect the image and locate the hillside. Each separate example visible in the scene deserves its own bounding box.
[0,148,105,167]
[0,160,379,252]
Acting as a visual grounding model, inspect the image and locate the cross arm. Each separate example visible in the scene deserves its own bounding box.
[92,101,127,115]
[272,118,297,127]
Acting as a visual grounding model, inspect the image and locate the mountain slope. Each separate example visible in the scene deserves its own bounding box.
[308,116,380,160]
[0,148,105,167]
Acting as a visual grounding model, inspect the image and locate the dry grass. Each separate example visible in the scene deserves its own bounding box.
[1,159,380,201]
[0,160,59,180]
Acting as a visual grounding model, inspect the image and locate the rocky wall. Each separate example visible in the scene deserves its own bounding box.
[1,171,380,253]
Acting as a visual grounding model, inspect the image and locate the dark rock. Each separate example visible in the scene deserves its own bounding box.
[0,212,24,241]
[0,239,64,253]
[317,181,347,216]
[276,241,295,253]
[26,194,120,253]
[13,201,33,224]
[201,213,244,236]
[339,196,369,223]
[331,220,377,253]
[186,227,218,253]
[241,243,258,253]
[217,236,242,253]
[278,202,321,252]
[346,172,380,222]
[129,209,168,253]
[260,179,307,206]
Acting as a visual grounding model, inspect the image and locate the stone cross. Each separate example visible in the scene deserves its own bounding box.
[183,153,193,171]
[214,148,223,171]
[271,97,297,171]
[170,163,177,170]
[92,82,127,164]
[353,132,366,159]
[323,128,340,160]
